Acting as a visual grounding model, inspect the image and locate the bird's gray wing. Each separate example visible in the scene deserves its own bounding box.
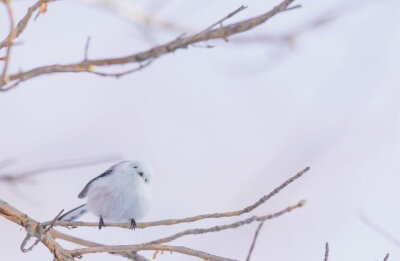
[78,168,113,198]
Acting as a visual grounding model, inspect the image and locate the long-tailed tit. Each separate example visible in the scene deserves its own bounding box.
[58,160,153,229]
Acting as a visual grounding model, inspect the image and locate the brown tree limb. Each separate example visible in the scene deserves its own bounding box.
[0,0,54,50]
[49,167,310,229]
[0,0,296,91]
[0,199,73,261]
[1,0,16,85]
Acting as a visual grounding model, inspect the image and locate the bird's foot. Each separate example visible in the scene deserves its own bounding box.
[130,218,136,230]
[98,216,105,230]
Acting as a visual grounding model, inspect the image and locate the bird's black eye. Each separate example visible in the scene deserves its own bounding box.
[138,172,144,177]
[133,166,138,169]
[145,178,148,183]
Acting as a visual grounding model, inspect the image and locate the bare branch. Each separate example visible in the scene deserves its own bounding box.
[83,36,91,61]
[383,253,389,261]
[90,60,153,78]
[1,0,16,85]
[50,230,150,261]
[0,199,73,260]
[0,0,297,91]
[50,167,310,229]
[68,244,237,261]
[20,209,63,253]
[245,222,264,261]
[324,242,329,261]
[233,0,376,46]
[360,212,400,247]
[0,0,55,50]
[195,5,247,36]
[146,201,305,245]
[0,155,121,184]
[1,167,308,261]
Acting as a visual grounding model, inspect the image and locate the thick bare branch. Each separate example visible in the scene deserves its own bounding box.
[0,199,73,261]
[50,167,310,229]
[0,0,296,91]
[0,198,150,261]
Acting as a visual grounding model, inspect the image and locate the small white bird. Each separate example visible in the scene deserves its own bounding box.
[58,160,153,229]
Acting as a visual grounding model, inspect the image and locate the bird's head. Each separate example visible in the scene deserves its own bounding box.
[115,160,153,185]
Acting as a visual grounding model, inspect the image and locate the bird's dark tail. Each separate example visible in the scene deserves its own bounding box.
[58,204,88,221]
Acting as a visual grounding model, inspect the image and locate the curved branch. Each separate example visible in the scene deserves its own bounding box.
[1,0,16,84]
[50,167,310,229]
[145,201,305,245]
[1,0,296,91]
[0,199,73,261]
[50,230,150,261]
[68,244,237,261]
[0,0,54,50]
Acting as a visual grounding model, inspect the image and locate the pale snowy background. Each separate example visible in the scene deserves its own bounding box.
[0,0,399,260]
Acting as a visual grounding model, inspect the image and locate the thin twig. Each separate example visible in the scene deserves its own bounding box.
[195,5,247,36]
[279,4,302,12]
[0,0,54,49]
[44,209,64,233]
[90,60,153,78]
[20,209,64,253]
[0,155,121,183]
[145,201,305,245]
[1,0,297,91]
[50,230,150,261]
[1,0,16,85]
[383,253,389,261]
[360,212,400,247]
[83,36,91,61]
[246,222,265,261]
[324,242,329,261]
[49,167,310,228]
[68,244,237,261]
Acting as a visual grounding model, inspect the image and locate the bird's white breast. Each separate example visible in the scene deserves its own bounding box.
[86,168,151,222]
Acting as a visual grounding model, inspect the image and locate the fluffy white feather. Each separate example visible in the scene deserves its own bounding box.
[59,160,153,225]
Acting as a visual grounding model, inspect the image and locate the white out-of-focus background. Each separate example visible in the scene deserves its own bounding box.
[0,0,399,260]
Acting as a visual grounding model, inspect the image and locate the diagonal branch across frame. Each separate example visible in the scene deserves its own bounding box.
[0,0,297,91]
